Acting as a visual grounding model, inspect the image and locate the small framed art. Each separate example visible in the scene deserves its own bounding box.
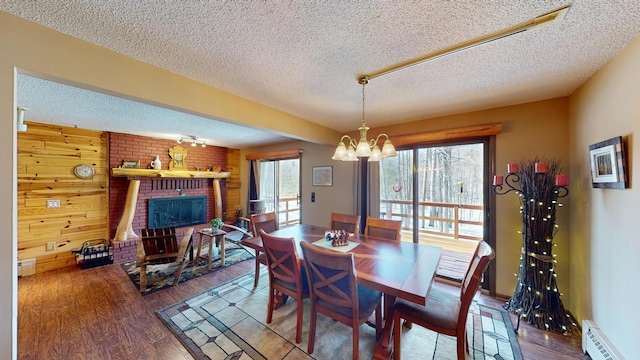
[589,136,627,189]
[121,159,140,168]
[312,166,333,186]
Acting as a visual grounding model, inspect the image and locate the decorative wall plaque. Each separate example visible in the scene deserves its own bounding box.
[169,145,188,170]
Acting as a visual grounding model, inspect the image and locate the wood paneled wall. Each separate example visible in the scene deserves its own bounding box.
[18,122,110,273]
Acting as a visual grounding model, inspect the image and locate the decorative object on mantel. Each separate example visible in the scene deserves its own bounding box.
[332,76,397,162]
[589,135,628,189]
[150,155,162,170]
[493,158,576,334]
[169,145,188,170]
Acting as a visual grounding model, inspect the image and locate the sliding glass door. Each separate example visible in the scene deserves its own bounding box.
[259,158,300,227]
[380,140,487,245]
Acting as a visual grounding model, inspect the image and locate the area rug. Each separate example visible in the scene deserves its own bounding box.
[122,243,254,295]
[157,272,523,360]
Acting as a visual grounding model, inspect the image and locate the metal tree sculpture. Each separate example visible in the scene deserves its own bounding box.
[493,158,574,334]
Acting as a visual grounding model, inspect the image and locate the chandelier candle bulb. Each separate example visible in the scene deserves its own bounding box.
[507,163,519,173]
[534,162,548,173]
[493,175,504,186]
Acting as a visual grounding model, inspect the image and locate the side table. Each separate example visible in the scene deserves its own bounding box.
[196,228,227,270]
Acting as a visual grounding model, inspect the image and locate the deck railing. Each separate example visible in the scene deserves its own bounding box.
[380,199,484,241]
[263,196,300,226]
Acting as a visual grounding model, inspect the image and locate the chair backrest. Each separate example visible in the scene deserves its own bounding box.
[251,212,279,236]
[330,212,361,234]
[364,217,402,241]
[300,241,359,323]
[458,241,495,320]
[260,229,305,290]
[140,227,179,264]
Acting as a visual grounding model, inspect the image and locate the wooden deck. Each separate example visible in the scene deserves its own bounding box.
[400,231,479,281]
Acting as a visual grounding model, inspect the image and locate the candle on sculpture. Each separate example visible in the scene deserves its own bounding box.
[555,174,569,186]
[493,175,504,186]
[507,163,519,173]
[534,162,548,173]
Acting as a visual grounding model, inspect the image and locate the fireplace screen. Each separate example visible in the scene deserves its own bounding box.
[148,196,207,229]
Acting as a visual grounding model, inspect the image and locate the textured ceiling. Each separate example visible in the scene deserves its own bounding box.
[3,1,640,148]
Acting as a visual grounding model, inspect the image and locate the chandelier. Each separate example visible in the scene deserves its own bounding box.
[332,76,397,162]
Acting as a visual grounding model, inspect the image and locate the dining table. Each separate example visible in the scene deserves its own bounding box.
[241,223,442,359]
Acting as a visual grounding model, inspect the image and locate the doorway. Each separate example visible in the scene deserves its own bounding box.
[259,158,300,227]
[379,139,490,282]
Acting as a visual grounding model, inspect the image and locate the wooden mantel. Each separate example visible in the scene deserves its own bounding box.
[111,168,231,178]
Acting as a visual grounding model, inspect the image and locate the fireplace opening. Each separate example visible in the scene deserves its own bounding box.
[148,196,207,229]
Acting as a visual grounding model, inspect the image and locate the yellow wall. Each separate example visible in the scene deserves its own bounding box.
[568,35,640,359]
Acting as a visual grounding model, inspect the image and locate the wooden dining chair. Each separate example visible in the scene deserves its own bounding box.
[392,241,495,360]
[259,229,309,344]
[364,217,402,241]
[250,212,279,287]
[300,241,382,360]
[137,226,194,293]
[330,212,361,234]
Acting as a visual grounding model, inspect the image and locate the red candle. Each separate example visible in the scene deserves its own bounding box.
[507,163,519,174]
[555,174,569,186]
[493,175,504,186]
[535,162,548,173]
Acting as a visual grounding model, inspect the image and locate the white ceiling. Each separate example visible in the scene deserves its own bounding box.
[3,1,640,148]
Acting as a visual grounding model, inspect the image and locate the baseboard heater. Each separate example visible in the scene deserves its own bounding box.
[17,258,36,277]
[582,320,625,360]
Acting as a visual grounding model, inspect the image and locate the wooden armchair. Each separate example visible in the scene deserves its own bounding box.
[300,241,382,360]
[364,217,402,241]
[260,229,309,343]
[250,212,279,287]
[136,227,194,293]
[330,212,361,234]
[392,241,495,360]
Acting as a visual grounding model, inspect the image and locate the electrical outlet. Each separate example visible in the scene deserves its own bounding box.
[46,241,55,251]
[47,200,60,209]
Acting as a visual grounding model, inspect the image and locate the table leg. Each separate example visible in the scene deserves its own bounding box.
[373,293,395,360]
[219,234,225,266]
[194,235,203,267]
[207,235,213,270]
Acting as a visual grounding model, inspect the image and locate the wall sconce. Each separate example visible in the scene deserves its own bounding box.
[17,107,28,132]
[177,135,206,147]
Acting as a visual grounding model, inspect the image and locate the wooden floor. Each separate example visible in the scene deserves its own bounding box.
[18,260,589,359]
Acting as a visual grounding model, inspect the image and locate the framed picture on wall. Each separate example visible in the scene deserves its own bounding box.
[589,136,627,189]
[121,159,140,168]
[312,166,332,186]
